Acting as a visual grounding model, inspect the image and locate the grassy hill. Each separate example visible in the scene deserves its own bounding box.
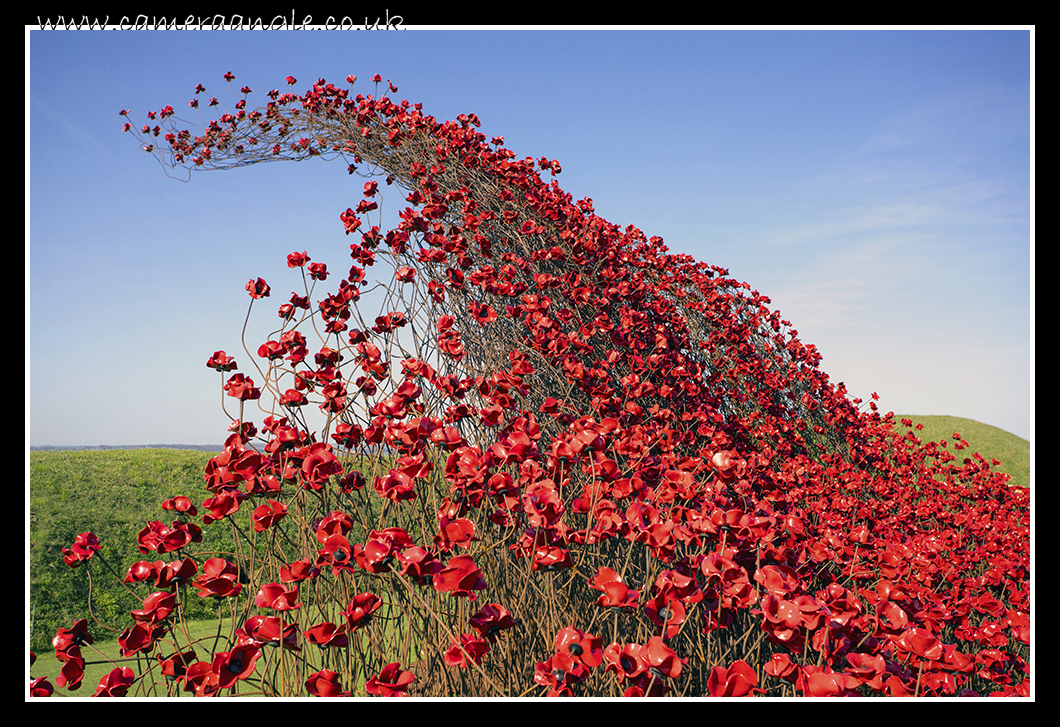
[894,414,1030,490]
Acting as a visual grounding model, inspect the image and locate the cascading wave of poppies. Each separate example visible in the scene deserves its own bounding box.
[33,72,1028,698]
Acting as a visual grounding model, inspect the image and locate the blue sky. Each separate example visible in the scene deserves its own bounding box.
[28,27,1032,446]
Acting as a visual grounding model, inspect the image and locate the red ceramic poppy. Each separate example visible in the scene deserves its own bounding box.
[252,499,288,532]
[642,636,684,679]
[344,592,383,631]
[469,602,518,642]
[764,653,800,682]
[798,666,862,697]
[206,350,238,371]
[433,554,487,599]
[254,582,301,611]
[193,557,242,599]
[707,660,761,697]
[30,676,54,697]
[212,644,261,689]
[306,669,348,697]
[119,622,164,657]
[553,626,603,671]
[589,567,640,610]
[365,662,415,696]
[604,642,649,682]
[245,277,271,298]
[183,661,221,697]
[237,615,299,650]
[53,619,93,656]
[62,532,101,567]
[156,649,198,683]
[131,591,177,623]
[56,652,88,691]
[304,621,349,649]
[93,667,136,697]
[223,373,261,401]
[444,633,490,668]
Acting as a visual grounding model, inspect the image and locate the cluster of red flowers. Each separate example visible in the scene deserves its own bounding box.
[37,71,1029,698]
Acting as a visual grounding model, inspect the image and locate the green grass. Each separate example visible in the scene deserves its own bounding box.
[29,448,221,653]
[894,415,1031,489]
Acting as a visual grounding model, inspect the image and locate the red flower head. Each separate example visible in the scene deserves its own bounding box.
[365,662,414,696]
[252,499,288,532]
[206,350,238,371]
[193,557,241,598]
[374,468,416,502]
[444,633,490,668]
[131,591,178,624]
[707,660,762,697]
[798,666,862,697]
[254,582,301,611]
[93,667,136,697]
[604,642,649,683]
[224,373,261,401]
[764,653,800,682]
[469,602,518,642]
[119,622,165,656]
[306,669,348,697]
[237,616,299,650]
[344,592,383,632]
[183,661,220,697]
[161,495,198,517]
[62,532,101,567]
[246,277,271,299]
[553,626,603,673]
[156,649,198,683]
[894,627,945,661]
[124,559,162,584]
[53,619,92,655]
[280,558,321,583]
[304,621,349,649]
[645,590,687,639]
[433,554,487,599]
[396,546,445,585]
[287,250,310,267]
[55,654,86,691]
[642,635,684,679]
[353,528,413,573]
[212,644,261,689]
[31,676,54,697]
[299,442,343,489]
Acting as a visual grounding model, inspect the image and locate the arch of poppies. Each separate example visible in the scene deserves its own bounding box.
[100,73,1030,697]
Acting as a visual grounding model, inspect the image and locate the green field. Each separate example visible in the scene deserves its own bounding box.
[29,448,220,656]
[893,415,1031,490]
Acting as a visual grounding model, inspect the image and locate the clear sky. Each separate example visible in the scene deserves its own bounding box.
[28,27,1033,446]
